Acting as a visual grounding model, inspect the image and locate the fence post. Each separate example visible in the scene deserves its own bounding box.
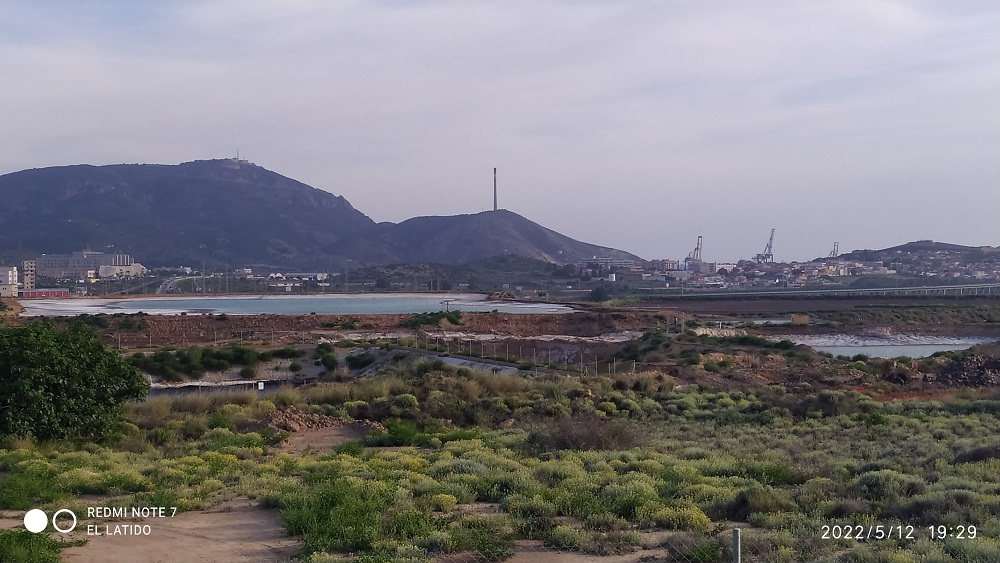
[732,528,741,563]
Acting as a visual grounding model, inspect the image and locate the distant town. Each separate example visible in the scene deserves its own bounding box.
[2,240,998,300]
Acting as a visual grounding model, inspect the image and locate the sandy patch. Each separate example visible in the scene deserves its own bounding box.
[454,502,501,516]
[277,424,370,455]
[60,498,300,563]
[0,512,24,530]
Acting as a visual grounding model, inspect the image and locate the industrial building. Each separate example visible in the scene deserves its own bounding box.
[578,257,636,269]
[34,250,146,279]
[19,288,70,298]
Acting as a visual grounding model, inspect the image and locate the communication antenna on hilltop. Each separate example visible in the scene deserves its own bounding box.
[493,167,498,211]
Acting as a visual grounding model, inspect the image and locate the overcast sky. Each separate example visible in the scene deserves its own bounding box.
[2,1,998,262]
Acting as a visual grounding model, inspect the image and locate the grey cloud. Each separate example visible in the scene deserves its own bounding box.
[1,0,997,261]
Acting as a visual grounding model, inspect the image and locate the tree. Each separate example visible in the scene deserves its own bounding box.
[589,284,611,302]
[0,322,149,440]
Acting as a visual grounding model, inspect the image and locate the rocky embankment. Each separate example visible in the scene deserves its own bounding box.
[930,356,1000,387]
[260,406,386,433]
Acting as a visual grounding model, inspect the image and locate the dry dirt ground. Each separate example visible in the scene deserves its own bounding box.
[7,307,667,348]
[263,405,384,455]
[278,424,371,455]
[0,499,301,563]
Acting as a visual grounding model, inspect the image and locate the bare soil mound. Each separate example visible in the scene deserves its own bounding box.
[261,406,385,454]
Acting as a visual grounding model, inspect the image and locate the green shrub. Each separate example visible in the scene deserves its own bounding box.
[449,516,515,560]
[545,525,586,550]
[320,354,339,371]
[0,530,65,563]
[647,505,711,532]
[384,510,434,540]
[0,466,66,509]
[726,485,797,520]
[600,481,659,518]
[273,347,305,359]
[335,440,364,456]
[392,394,419,412]
[850,470,925,503]
[422,494,457,513]
[502,495,557,518]
[683,540,725,563]
[415,531,452,553]
[346,352,376,369]
[282,477,395,553]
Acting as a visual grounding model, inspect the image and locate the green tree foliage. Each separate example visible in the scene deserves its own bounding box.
[0,323,149,440]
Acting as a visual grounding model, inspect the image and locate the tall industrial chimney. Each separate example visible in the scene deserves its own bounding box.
[493,167,497,212]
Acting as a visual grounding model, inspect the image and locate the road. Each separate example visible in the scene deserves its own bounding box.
[156,276,196,294]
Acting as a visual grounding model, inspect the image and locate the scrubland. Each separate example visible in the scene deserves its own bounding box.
[2,352,1000,562]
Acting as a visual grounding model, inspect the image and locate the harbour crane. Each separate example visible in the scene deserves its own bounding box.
[685,236,703,263]
[755,229,775,263]
[828,242,839,259]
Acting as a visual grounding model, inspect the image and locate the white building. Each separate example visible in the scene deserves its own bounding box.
[579,257,636,269]
[36,251,137,278]
[0,267,16,297]
[0,266,16,285]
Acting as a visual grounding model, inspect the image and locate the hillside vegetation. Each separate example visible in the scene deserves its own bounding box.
[2,345,999,561]
[0,160,637,268]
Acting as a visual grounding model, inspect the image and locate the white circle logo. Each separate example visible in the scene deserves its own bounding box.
[52,509,77,533]
[23,509,47,533]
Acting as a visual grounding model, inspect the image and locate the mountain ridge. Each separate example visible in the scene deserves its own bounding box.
[0,159,640,269]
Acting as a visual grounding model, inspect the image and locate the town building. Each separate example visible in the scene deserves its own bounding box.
[0,266,16,286]
[35,251,145,279]
[21,260,36,290]
[0,266,17,297]
[578,257,636,269]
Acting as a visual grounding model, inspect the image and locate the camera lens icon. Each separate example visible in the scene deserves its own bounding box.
[24,509,77,534]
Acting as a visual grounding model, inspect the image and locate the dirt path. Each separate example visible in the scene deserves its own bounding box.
[60,499,300,563]
[277,424,370,455]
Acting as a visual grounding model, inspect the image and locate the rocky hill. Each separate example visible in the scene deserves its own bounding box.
[837,240,999,263]
[358,209,631,265]
[0,159,639,269]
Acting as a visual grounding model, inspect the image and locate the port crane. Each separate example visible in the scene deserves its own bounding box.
[828,242,839,259]
[685,236,703,264]
[754,229,775,263]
